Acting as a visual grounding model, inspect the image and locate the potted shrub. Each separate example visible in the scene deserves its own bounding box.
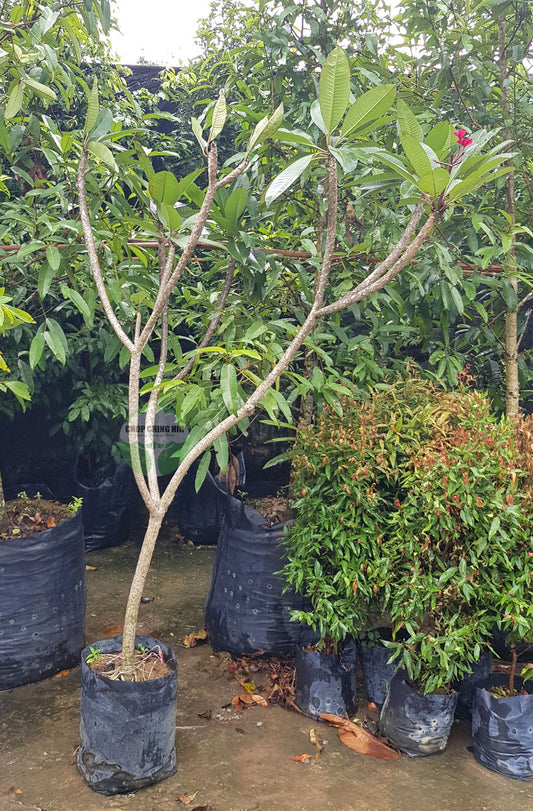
[282,377,438,717]
[0,492,85,690]
[1,294,86,691]
[379,385,533,756]
[282,377,444,701]
[469,415,533,780]
[283,377,532,754]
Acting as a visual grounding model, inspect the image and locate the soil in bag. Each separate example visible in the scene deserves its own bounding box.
[78,636,178,795]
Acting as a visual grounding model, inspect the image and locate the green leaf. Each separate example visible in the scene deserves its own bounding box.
[341,84,396,139]
[29,332,45,369]
[191,117,207,152]
[214,433,229,474]
[224,188,248,228]
[149,171,180,205]
[220,362,240,414]
[450,286,465,315]
[247,103,284,153]
[65,288,92,325]
[425,122,453,157]
[2,380,30,407]
[195,452,211,493]
[446,166,512,202]
[38,261,54,299]
[157,202,181,232]
[365,149,416,184]
[397,99,422,140]
[264,154,315,206]
[24,77,56,102]
[400,131,432,178]
[5,82,24,119]
[84,77,99,135]
[87,140,117,171]
[416,167,450,197]
[45,245,61,271]
[208,90,227,143]
[319,46,350,134]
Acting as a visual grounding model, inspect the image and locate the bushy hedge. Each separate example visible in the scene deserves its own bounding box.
[283,376,533,692]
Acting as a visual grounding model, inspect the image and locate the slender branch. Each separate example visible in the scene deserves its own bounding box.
[77,150,134,352]
[144,241,171,500]
[317,204,429,317]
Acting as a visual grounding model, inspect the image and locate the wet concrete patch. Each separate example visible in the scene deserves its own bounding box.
[1,538,532,810]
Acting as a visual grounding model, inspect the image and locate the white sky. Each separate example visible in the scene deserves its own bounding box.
[109,0,213,65]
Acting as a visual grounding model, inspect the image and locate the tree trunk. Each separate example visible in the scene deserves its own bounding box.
[498,14,519,417]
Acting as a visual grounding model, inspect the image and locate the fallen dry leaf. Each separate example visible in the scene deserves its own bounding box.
[183,629,208,648]
[85,565,97,571]
[290,754,313,762]
[53,669,70,678]
[367,701,378,711]
[319,713,400,760]
[310,728,322,759]
[102,624,122,636]
[178,791,198,805]
[46,516,56,528]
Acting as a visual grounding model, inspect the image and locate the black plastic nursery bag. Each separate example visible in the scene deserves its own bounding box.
[75,458,132,552]
[0,509,85,690]
[204,497,303,656]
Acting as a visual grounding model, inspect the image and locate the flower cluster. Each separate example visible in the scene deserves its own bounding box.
[454,127,473,147]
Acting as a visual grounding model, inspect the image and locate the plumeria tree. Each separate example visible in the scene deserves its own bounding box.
[75,46,510,677]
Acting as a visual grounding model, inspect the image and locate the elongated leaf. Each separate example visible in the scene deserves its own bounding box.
[264,154,315,206]
[157,202,181,232]
[400,131,432,178]
[416,167,450,197]
[29,332,45,369]
[341,85,396,139]
[45,245,61,271]
[366,149,416,184]
[84,77,99,134]
[450,286,465,315]
[2,380,30,407]
[195,452,211,493]
[446,166,512,202]
[149,171,179,205]
[310,99,327,134]
[214,433,229,474]
[5,82,24,119]
[65,288,92,325]
[44,329,66,365]
[397,99,421,140]
[191,117,207,152]
[88,140,117,171]
[319,46,350,134]
[38,261,54,299]
[247,103,284,153]
[425,122,453,157]
[220,362,240,414]
[209,90,227,143]
[25,77,56,102]
[225,188,248,228]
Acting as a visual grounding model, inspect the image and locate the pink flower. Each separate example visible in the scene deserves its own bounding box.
[454,128,473,147]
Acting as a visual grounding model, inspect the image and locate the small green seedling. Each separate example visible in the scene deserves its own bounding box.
[86,646,102,664]
[67,496,83,514]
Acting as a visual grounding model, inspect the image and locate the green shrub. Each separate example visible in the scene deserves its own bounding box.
[283,375,533,692]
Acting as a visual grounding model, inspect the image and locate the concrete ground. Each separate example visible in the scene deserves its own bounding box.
[1,531,532,811]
